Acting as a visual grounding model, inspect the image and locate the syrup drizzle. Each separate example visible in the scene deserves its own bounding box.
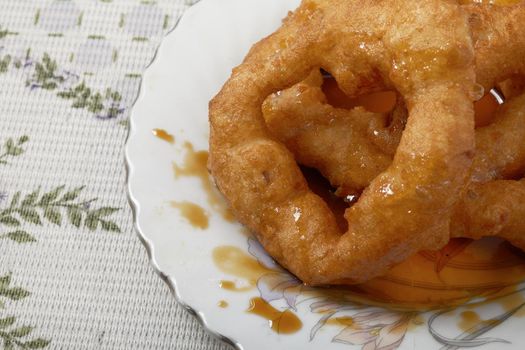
[213,246,275,291]
[247,297,302,334]
[152,128,175,144]
[170,201,209,229]
[173,142,234,222]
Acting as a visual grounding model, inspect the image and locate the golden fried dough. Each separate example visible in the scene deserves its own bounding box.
[264,72,525,253]
[209,0,477,285]
[467,2,525,89]
[262,70,403,197]
[451,180,525,250]
[265,85,525,189]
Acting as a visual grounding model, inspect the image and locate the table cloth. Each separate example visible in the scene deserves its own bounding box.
[0,1,230,348]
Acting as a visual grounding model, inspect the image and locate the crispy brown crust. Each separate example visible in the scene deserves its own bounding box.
[263,70,404,197]
[260,2,525,258]
[209,0,476,285]
[467,2,525,89]
[265,84,525,248]
[264,80,525,187]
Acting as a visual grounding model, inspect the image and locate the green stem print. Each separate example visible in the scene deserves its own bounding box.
[0,186,121,244]
[0,55,11,74]
[28,54,64,90]
[57,82,123,117]
[0,136,29,166]
[0,274,50,349]
[0,27,18,40]
[27,54,124,119]
[0,50,124,120]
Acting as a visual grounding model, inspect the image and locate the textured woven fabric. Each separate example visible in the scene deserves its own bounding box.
[0,1,230,349]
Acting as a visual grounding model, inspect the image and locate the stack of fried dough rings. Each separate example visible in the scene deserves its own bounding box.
[208,0,525,286]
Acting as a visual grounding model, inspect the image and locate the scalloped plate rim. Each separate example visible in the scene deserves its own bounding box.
[124,0,244,348]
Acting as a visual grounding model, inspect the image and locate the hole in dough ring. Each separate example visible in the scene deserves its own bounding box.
[209,0,477,285]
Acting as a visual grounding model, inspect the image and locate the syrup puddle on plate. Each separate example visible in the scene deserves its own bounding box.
[170,201,209,230]
[213,247,303,334]
[152,128,175,144]
[154,129,235,228]
[173,142,234,222]
[218,300,229,308]
[496,290,525,316]
[213,246,276,291]
[247,297,303,334]
[459,311,487,332]
[218,280,252,292]
[325,316,354,328]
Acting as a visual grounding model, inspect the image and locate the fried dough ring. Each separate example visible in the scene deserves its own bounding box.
[467,2,525,90]
[451,180,525,250]
[263,1,525,190]
[263,70,405,197]
[451,94,525,248]
[264,67,525,252]
[470,93,525,182]
[264,73,525,188]
[209,0,476,285]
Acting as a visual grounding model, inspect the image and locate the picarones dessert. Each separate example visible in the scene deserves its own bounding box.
[208,0,525,286]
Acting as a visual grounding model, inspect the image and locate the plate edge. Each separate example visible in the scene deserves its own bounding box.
[123,1,243,349]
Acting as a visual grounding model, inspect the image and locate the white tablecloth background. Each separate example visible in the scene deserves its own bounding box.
[0,0,230,348]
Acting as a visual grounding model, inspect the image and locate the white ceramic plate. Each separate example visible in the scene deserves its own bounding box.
[125,0,525,349]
